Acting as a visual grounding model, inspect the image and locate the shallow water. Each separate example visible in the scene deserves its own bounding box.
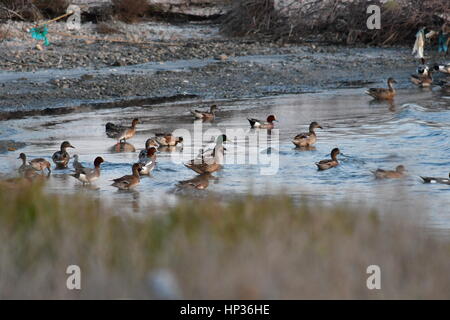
[1,87,449,229]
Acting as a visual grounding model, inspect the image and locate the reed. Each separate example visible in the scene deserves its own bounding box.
[1,182,450,299]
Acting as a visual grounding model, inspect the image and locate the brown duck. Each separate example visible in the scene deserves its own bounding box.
[52,141,75,168]
[18,153,51,174]
[372,165,406,179]
[185,135,226,174]
[292,121,323,148]
[365,78,397,100]
[106,118,139,143]
[315,148,340,171]
[155,133,183,146]
[111,163,142,190]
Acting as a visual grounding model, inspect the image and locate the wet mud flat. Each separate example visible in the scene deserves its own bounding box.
[0,42,429,114]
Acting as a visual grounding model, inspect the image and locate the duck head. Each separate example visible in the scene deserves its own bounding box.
[387,77,397,86]
[396,165,406,173]
[309,121,323,131]
[131,118,139,127]
[210,105,218,113]
[18,153,26,161]
[61,141,75,150]
[132,163,143,174]
[176,137,184,144]
[267,115,277,123]
[94,157,104,167]
[216,134,227,144]
[331,148,340,160]
[145,138,159,149]
[147,147,157,157]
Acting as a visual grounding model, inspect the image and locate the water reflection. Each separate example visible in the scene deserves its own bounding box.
[109,142,136,153]
[176,173,218,190]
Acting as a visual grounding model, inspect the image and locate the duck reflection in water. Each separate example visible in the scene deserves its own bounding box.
[176,173,219,190]
[109,142,136,153]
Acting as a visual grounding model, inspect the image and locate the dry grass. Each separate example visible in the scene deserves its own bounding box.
[34,0,69,17]
[221,0,450,45]
[112,0,150,23]
[1,182,450,299]
[0,0,42,21]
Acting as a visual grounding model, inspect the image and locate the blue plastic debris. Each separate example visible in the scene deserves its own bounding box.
[29,25,50,46]
[438,31,448,53]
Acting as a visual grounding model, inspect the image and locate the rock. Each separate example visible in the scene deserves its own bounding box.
[215,54,228,61]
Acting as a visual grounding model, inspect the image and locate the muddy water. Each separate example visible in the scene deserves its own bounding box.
[1,87,449,229]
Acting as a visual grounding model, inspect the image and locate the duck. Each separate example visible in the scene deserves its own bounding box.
[315,148,340,171]
[111,163,142,190]
[191,104,218,120]
[17,155,39,179]
[71,157,104,185]
[365,78,397,100]
[420,173,450,185]
[138,138,159,160]
[154,133,183,146]
[18,153,51,174]
[248,115,277,129]
[411,69,433,87]
[372,165,406,179]
[105,118,139,143]
[72,154,84,171]
[434,63,450,74]
[292,121,323,148]
[52,141,75,168]
[185,135,226,174]
[138,147,157,175]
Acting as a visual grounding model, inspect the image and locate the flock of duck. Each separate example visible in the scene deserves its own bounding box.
[13,60,450,189]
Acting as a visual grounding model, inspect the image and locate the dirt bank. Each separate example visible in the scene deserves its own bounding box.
[1,21,445,116]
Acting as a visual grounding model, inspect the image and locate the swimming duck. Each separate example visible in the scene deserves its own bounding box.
[315,148,340,171]
[17,155,39,179]
[72,154,84,171]
[138,147,157,175]
[365,78,397,100]
[71,157,104,185]
[411,69,433,87]
[111,163,142,190]
[420,173,450,185]
[185,135,226,174]
[372,165,406,179]
[105,118,139,143]
[292,121,323,148]
[138,138,160,160]
[155,133,183,146]
[191,104,218,120]
[52,141,75,168]
[434,63,450,74]
[248,115,277,129]
[18,153,51,174]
